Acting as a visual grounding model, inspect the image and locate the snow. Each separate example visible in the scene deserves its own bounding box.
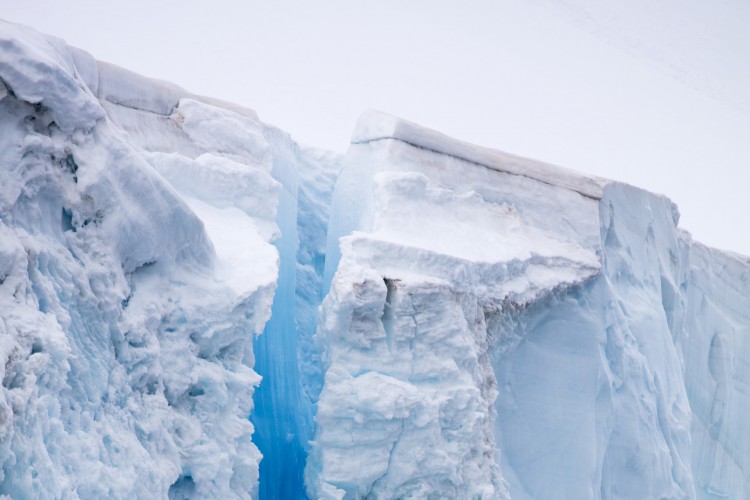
[0,20,278,499]
[352,110,606,200]
[312,111,750,499]
[0,24,103,133]
[2,18,750,500]
[681,245,750,498]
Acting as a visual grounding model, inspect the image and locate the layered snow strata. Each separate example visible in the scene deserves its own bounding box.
[308,112,603,499]
[0,21,279,498]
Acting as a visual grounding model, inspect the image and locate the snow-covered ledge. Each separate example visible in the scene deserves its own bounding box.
[351,110,606,200]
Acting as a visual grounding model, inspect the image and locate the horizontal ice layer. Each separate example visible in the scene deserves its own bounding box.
[0,20,281,498]
[352,109,606,199]
[324,118,604,298]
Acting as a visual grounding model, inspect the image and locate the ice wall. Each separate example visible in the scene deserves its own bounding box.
[493,183,693,499]
[311,111,750,499]
[309,112,603,498]
[682,244,750,498]
[2,19,749,500]
[0,20,342,498]
[0,21,278,498]
[250,127,337,499]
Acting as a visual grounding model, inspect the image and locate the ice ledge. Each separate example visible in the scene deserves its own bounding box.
[351,110,606,200]
[95,60,261,120]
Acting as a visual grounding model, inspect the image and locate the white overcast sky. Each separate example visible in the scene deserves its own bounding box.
[3,0,749,255]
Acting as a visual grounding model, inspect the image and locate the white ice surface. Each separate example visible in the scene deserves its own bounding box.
[312,112,750,499]
[352,110,606,199]
[2,18,750,500]
[0,20,280,499]
[310,114,604,498]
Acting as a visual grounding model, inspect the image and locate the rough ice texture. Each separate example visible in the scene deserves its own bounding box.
[0,20,279,498]
[309,111,750,499]
[2,19,750,500]
[352,109,606,200]
[309,120,603,499]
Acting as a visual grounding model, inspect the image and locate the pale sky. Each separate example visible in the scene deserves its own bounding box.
[3,0,749,255]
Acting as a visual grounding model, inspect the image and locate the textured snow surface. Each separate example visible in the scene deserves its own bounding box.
[309,116,603,498]
[352,110,606,200]
[2,19,750,500]
[0,20,276,499]
[309,112,750,499]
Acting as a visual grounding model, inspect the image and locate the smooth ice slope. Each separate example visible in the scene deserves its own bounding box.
[310,111,750,499]
[682,245,750,498]
[494,184,693,499]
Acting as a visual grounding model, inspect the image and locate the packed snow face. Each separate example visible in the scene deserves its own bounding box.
[309,112,750,499]
[0,21,280,498]
[308,113,603,498]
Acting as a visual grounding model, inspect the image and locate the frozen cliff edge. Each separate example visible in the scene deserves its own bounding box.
[2,19,750,500]
[0,20,334,498]
[0,20,343,499]
[309,112,750,499]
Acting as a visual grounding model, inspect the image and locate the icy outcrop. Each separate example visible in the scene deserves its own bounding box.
[683,245,750,498]
[308,113,603,498]
[2,19,750,500]
[0,21,279,498]
[493,184,693,499]
[309,112,750,499]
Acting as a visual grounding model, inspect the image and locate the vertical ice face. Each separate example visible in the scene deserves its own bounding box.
[0,21,279,498]
[2,21,750,500]
[682,245,750,499]
[308,112,602,498]
[309,111,750,499]
[249,127,338,500]
[493,184,694,499]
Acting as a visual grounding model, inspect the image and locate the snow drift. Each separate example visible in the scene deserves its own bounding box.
[1,20,749,500]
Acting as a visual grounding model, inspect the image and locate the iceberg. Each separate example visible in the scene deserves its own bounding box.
[0,21,274,498]
[308,111,750,499]
[1,19,749,500]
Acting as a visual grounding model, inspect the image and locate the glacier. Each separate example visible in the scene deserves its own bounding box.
[1,19,749,500]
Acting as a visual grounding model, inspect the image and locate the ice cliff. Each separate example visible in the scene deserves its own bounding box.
[1,20,749,500]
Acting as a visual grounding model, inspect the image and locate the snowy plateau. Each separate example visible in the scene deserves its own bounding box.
[1,20,749,500]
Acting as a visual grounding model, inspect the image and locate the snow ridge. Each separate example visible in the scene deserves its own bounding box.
[352,110,606,200]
